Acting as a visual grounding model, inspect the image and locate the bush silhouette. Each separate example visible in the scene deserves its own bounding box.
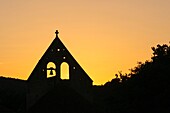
[104,43,170,113]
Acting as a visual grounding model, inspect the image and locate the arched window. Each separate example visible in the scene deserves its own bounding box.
[61,62,69,80]
[47,62,56,78]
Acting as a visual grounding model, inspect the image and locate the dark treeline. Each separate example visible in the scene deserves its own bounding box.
[1,43,170,113]
[99,43,170,113]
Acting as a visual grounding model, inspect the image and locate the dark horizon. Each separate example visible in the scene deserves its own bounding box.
[1,43,170,113]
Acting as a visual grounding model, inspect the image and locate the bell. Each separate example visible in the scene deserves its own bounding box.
[50,70,53,75]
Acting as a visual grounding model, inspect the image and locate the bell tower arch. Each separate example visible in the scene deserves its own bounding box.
[60,62,69,80]
[47,62,56,78]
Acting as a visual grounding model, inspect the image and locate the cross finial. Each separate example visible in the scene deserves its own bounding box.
[55,30,59,38]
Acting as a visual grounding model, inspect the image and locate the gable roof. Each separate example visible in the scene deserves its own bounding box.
[28,31,93,82]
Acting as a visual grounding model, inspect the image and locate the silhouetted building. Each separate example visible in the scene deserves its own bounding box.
[26,30,93,109]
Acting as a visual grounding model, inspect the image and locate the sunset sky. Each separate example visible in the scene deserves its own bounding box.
[0,0,170,85]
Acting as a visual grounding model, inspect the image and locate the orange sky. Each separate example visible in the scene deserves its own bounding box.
[0,0,170,85]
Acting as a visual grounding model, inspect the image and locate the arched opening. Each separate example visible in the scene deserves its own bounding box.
[60,62,69,80]
[47,62,56,78]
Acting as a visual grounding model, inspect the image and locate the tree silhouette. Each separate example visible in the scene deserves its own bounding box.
[104,43,170,113]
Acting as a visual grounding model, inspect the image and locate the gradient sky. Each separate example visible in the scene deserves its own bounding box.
[0,0,170,85]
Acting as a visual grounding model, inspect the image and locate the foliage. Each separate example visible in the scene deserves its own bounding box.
[104,43,170,113]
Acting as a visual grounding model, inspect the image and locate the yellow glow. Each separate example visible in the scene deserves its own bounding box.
[0,0,170,84]
[47,62,56,78]
[61,62,69,80]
